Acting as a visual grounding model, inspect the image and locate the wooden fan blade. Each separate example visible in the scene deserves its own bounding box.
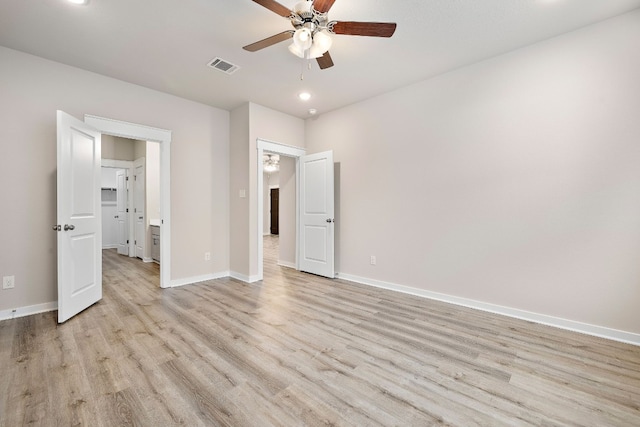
[313,0,337,14]
[251,0,293,18]
[316,51,334,70]
[243,31,293,52]
[331,21,397,37]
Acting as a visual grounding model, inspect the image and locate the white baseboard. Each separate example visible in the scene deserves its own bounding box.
[229,271,261,283]
[170,271,230,288]
[336,272,640,347]
[142,257,154,263]
[0,301,58,322]
[102,245,118,249]
[277,260,296,269]
[1,272,235,320]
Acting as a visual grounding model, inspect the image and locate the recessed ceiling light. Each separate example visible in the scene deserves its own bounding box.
[298,92,311,101]
[68,0,89,5]
[308,108,317,115]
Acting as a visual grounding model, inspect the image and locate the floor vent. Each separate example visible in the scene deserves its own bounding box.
[207,57,240,75]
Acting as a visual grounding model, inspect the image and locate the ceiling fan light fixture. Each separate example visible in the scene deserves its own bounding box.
[308,30,333,58]
[264,163,278,173]
[293,28,313,50]
[263,154,280,173]
[293,1,312,15]
[288,42,306,58]
[244,0,398,71]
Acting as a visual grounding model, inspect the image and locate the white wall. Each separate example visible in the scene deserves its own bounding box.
[305,10,640,335]
[134,139,146,162]
[0,46,229,314]
[278,157,296,267]
[229,104,251,276]
[102,134,136,161]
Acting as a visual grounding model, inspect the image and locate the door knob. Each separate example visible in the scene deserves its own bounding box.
[64,224,75,231]
[326,218,334,223]
[52,225,61,231]
[115,215,119,219]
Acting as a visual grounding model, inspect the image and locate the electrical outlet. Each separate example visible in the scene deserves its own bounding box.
[3,276,15,289]
[370,256,376,266]
[205,252,211,261]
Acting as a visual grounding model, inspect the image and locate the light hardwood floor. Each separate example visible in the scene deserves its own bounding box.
[1,235,640,426]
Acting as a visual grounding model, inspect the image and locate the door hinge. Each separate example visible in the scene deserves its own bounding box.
[127,239,129,244]
[134,208,136,213]
[135,240,137,245]
[126,208,129,213]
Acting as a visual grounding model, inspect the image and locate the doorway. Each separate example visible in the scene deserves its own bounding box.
[100,138,161,270]
[85,115,172,288]
[257,141,336,281]
[256,140,306,281]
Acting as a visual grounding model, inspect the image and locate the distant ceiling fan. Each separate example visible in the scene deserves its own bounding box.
[243,0,397,70]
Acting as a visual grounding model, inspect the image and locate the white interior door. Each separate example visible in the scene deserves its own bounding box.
[56,110,102,323]
[134,160,145,259]
[116,169,128,255]
[299,150,335,278]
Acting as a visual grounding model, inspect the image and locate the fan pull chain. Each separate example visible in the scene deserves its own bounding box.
[299,50,313,80]
[300,56,309,80]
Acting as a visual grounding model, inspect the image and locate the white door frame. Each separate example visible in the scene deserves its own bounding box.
[256,139,305,281]
[85,115,172,288]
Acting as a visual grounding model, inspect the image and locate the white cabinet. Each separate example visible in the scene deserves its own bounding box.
[150,225,160,262]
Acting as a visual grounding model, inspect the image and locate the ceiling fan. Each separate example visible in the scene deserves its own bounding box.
[243,0,397,70]
[263,154,280,173]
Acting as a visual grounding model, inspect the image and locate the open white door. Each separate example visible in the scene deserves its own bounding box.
[116,169,128,255]
[299,150,335,278]
[56,111,102,323]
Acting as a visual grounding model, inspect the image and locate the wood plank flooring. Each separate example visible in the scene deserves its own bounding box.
[1,235,640,426]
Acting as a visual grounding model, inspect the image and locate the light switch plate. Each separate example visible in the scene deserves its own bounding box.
[3,276,15,289]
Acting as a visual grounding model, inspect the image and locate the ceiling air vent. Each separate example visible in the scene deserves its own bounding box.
[207,57,240,75]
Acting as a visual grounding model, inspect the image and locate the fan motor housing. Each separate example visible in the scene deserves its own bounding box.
[291,8,329,33]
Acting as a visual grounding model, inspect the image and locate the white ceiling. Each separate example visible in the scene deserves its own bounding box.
[1,0,639,118]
